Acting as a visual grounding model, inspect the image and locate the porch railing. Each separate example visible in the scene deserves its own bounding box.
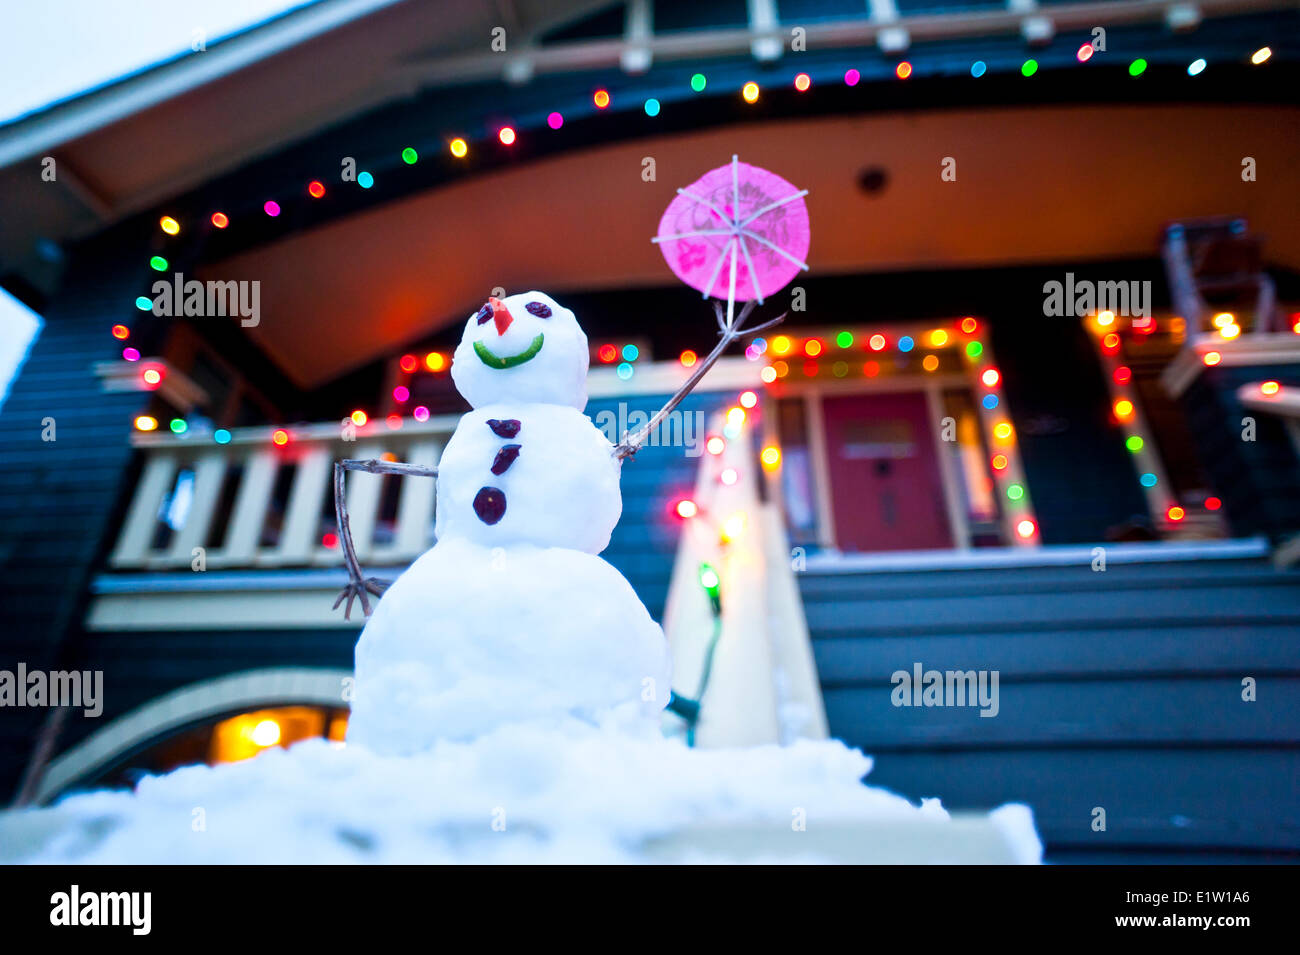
[110,416,458,571]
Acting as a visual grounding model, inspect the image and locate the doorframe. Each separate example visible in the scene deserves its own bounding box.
[759,320,1040,552]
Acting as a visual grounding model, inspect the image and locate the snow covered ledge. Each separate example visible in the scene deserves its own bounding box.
[0,802,1037,864]
[660,409,828,747]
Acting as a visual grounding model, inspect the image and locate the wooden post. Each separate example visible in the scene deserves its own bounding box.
[109,453,177,567]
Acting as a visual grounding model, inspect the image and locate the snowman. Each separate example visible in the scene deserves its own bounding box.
[343,292,669,754]
[336,291,779,755]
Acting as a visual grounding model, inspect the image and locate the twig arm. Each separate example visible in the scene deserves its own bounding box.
[331,459,437,618]
[613,301,784,459]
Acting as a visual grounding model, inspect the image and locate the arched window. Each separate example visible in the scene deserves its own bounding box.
[36,668,351,804]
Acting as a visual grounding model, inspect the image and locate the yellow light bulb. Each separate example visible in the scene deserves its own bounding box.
[250,719,281,747]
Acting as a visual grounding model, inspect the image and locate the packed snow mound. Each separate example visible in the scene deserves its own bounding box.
[349,538,670,754]
[18,723,1041,864]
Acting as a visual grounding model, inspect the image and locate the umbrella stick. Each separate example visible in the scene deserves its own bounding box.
[725,243,738,329]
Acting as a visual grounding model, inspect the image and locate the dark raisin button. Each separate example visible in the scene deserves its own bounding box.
[473,487,506,525]
[525,301,552,318]
[490,444,521,475]
[474,304,493,325]
[486,418,521,438]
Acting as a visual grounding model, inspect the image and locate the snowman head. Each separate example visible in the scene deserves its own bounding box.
[450,291,589,410]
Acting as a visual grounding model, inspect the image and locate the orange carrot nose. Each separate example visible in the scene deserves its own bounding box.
[489,296,513,336]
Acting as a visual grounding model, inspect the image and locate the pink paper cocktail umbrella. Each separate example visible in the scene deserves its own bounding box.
[654,155,810,327]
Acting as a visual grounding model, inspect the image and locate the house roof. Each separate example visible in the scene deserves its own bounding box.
[0,0,615,268]
[2,0,1293,256]
[1,0,1296,385]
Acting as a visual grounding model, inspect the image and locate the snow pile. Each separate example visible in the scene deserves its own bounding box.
[20,722,1040,864]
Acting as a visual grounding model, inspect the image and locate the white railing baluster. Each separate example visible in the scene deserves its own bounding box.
[110,453,178,568]
[159,450,228,568]
[215,449,277,567]
[345,443,385,562]
[271,445,331,565]
[382,438,441,561]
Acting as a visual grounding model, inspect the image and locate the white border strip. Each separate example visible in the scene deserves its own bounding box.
[802,536,1270,574]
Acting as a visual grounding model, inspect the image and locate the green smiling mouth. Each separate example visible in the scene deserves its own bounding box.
[474,333,544,369]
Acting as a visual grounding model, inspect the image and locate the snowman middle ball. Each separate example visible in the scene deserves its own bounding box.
[436,403,623,554]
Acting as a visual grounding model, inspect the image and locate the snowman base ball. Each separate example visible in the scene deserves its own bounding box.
[348,538,672,753]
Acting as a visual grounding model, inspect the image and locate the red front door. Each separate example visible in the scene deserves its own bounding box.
[822,391,953,552]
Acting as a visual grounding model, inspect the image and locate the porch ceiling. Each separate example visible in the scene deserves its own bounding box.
[207,103,1300,387]
[0,0,614,265]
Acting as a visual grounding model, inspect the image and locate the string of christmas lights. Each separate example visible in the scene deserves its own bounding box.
[117,42,1281,443]
[743,318,1041,545]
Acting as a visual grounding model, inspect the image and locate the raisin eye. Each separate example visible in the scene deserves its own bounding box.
[525,301,552,318]
[474,304,493,325]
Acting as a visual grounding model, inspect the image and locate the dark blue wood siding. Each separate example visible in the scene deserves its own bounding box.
[594,389,732,621]
[0,238,153,801]
[801,548,1300,861]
